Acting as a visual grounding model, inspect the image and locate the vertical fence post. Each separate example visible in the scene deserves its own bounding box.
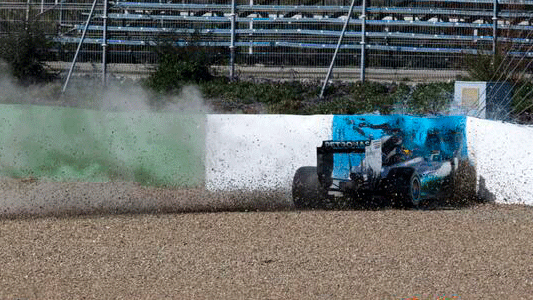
[492,0,498,59]
[249,0,253,55]
[229,0,236,81]
[25,0,30,29]
[360,0,367,83]
[59,0,63,35]
[102,0,108,87]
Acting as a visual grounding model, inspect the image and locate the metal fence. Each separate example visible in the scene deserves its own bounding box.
[1,0,533,82]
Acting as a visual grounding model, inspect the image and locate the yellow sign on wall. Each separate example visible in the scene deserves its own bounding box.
[461,87,479,109]
[453,81,487,118]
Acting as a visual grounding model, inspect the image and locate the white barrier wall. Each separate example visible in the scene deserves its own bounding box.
[467,117,533,205]
[206,115,533,205]
[205,115,332,192]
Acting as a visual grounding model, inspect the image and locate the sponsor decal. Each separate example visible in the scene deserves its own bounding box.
[323,140,370,149]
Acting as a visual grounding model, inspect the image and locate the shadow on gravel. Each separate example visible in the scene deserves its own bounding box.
[294,195,489,212]
[0,187,489,220]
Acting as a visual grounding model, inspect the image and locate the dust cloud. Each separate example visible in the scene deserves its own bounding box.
[0,67,262,218]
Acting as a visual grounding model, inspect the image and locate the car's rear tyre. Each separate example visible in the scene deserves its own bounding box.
[292,166,326,209]
[386,168,422,208]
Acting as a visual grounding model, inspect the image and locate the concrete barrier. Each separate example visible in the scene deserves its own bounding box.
[467,118,533,205]
[205,114,468,191]
[206,114,533,205]
[205,114,332,193]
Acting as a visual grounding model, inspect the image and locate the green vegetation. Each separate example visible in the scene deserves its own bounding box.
[512,81,533,119]
[308,82,396,115]
[401,82,455,115]
[0,21,57,85]
[144,44,214,94]
[199,79,455,116]
[463,51,507,82]
[201,78,316,114]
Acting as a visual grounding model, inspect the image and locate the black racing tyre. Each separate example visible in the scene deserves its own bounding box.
[386,168,422,208]
[292,166,325,209]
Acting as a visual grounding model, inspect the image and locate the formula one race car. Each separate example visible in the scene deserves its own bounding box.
[292,116,476,208]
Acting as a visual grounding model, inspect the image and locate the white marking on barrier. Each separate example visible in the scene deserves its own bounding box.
[467,117,533,205]
[205,114,332,192]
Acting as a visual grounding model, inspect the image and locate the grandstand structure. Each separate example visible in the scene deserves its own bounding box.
[1,0,533,81]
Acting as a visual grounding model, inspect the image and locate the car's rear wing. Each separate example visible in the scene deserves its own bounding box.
[317,140,373,188]
[316,140,370,154]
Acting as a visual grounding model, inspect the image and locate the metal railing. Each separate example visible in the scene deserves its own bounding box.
[2,0,533,82]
